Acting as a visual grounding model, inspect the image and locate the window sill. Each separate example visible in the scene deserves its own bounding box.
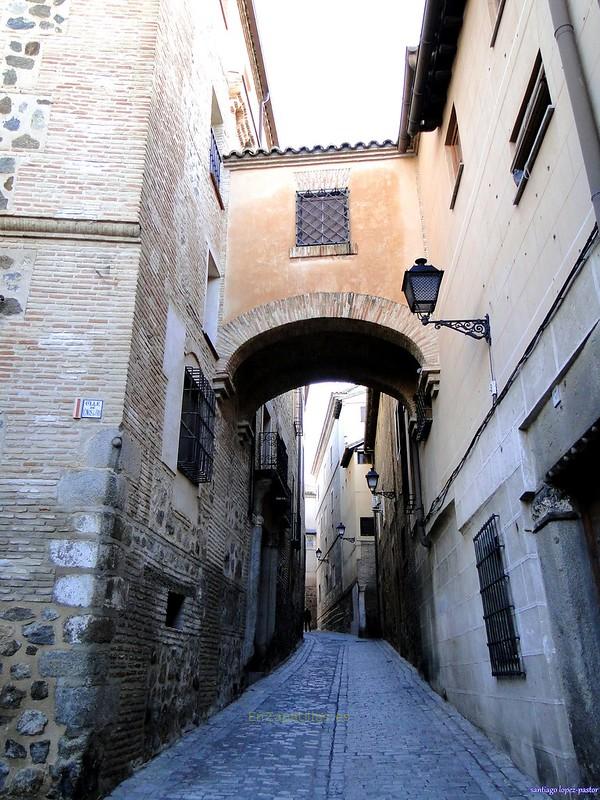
[489,0,506,47]
[210,172,225,210]
[290,242,358,259]
[449,161,464,210]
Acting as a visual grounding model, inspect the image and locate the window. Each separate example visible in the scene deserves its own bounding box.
[210,91,224,203]
[474,515,525,677]
[203,251,221,347]
[356,451,370,465]
[445,105,464,209]
[177,365,216,484]
[510,53,554,204]
[360,517,375,536]
[165,592,185,630]
[296,189,349,246]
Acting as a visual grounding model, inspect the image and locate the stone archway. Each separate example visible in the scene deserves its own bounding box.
[215,292,440,415]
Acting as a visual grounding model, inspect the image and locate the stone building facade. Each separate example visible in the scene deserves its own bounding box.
[312,387,376,636]
[365,0,600,789]
[0,1,302,798]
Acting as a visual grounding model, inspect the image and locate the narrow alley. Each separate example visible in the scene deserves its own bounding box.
[108,633,531,800]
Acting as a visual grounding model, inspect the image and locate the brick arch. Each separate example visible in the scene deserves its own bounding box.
[218,292,439,375]
[215,293,439,416]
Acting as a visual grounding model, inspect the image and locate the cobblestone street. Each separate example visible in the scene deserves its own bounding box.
[108,633,532,800]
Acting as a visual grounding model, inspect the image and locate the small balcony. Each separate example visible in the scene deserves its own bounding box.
[256,432,290,500]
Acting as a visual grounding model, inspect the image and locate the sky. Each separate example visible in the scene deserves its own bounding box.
[253,0,426,148]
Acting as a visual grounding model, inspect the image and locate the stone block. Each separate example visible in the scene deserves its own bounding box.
[0,762,8,791]
[10,664,31,680]
[5,738,26,759]
[30,740,49,764]
[83,427,122,469]
[11,767,44,795]
[22,621,54,645]
[57,469,123,511]
[53,575,95,608]
[16,710,48,735]
[39,650,110,680]
[0,607,35,621]
[41,608,59,621]
[0,639,20,656]
[63,615,115,645]
[49,540,99,569]
[0,684,26,709]
[55,683,119,731]
[30,681,48,700]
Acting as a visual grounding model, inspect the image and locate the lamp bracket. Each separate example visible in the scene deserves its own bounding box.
[374,491,396,500]
[419,313,491,343]
[340,537,356,543]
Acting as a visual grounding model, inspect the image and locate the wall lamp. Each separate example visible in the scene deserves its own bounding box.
[402,258,491,344]
[315,548,329,564]
[336,522,355,544]
[365,468,396,500]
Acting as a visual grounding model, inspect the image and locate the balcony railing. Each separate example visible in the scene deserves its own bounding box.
[256,432,289,494]
[210,128,221,189]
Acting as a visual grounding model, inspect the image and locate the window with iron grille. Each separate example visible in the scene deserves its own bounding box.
[177,366,216,484]
[474,515,525,677]
[296,189,349,246]
[210,128,221,189]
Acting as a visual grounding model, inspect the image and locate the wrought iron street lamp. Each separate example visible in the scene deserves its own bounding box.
[315,547,329,564]
[402,258,491,343]
[336,521,355,544]
[365,468,396,500]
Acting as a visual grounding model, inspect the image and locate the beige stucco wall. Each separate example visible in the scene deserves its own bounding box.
[415,0,599,513]
[222,153,424,322]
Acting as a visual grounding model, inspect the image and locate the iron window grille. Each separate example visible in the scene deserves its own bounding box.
[256,431,290,492]
[359,516,375,536]
[474,515,525,677]
[210,127,222,189]
[413,389,433,442]
[296,189,349,247]
[177,366,216,485]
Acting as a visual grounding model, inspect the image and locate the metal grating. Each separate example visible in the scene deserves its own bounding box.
[177,366,216,484]
[296,189,349,246]
[414,389,433,441]
[210,128,221,188]
[474,515,525,677]
[256,432,289,491]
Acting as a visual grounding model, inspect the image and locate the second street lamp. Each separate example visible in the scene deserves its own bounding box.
[365,468,396,500]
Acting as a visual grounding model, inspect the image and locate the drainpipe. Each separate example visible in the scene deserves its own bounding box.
[398,47,418,153]
[548,0,600,225]
[407,0,443,138]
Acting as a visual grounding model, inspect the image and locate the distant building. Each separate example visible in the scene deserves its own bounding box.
[304,485,318,626]
[312,387,376,635]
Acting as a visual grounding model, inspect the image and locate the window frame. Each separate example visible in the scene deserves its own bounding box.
[510,53,554,205]
[177,365,216,485]
[445,106,464,210]
[295,188,350,247]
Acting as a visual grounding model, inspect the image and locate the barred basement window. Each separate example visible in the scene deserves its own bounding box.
[474,515,525,677]
[296,189,349,246]
[177,366,216,484]
[510,52,554,204]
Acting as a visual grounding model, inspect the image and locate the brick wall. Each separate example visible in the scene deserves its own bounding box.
[0,1,302,797]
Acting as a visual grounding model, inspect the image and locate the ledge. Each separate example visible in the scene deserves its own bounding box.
[290,242,358,259]
[0,215,141,243]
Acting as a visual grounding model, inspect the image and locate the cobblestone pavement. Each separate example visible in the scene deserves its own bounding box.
[108,632,533,800]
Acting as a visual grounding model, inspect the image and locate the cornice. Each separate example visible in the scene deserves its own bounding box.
[0,215,141,243]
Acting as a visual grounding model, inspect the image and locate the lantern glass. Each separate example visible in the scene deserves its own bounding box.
[402,258,444,315]
[336,522,346,539]
[316,548,322,560]
[366,467,379,494]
